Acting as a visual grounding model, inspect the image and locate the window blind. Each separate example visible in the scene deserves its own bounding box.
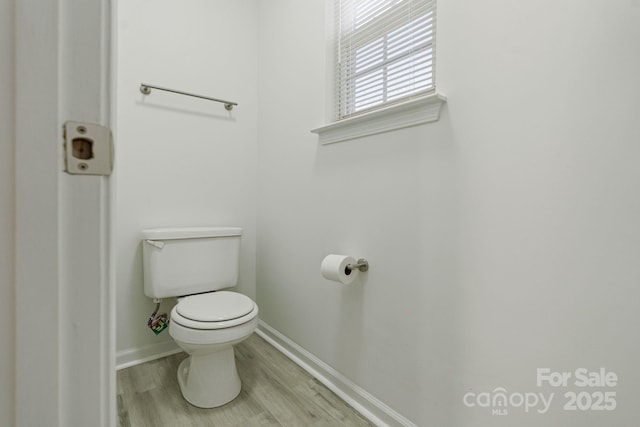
[335,0,436,120]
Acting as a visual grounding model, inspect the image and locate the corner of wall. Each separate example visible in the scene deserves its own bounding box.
[1,0,16,424]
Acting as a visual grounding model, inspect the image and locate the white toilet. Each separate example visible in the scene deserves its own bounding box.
[141,226,258,408]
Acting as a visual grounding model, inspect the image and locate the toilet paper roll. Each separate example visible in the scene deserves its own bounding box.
[321,254,358,284]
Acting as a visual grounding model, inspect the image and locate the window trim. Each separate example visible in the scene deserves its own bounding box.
[311,92,446,145]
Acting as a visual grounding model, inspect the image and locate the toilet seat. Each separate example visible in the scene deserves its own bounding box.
[172,291,257,330]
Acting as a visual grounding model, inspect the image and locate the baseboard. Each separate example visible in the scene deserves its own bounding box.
[116,340,182,371]
[256,320,417,427]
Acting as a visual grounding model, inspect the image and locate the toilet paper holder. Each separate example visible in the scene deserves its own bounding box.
[347,258,369,273]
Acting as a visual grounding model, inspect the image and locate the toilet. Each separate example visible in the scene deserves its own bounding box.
[141,226,258,408]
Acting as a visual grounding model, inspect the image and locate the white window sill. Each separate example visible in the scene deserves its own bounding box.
[311,93,446,145]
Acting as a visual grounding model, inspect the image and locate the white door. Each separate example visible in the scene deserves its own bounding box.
[15,1,114,426]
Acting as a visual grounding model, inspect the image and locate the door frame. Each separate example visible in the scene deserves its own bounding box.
[15,0,115,425]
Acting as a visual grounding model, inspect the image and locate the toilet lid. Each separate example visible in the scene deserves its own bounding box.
[176,291,254,322]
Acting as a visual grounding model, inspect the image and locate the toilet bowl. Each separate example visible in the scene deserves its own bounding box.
[169,291,258,408]
[141,226,258,408]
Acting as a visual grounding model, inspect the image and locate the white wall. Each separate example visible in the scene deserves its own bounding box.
[0,0,14,425]
[256,1,640,426]
[115,0,258,361]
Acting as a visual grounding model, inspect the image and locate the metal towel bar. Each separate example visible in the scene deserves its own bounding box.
[139,83,238,111]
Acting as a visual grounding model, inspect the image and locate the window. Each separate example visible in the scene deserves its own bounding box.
[335,0,436,120]
[312,0,443,144]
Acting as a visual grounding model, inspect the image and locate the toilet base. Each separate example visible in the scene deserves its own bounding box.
[176,346,241,408]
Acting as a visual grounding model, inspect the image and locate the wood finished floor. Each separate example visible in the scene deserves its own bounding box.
[117,333,374,427]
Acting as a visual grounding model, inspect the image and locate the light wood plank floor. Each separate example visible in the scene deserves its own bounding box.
[117,333,374,426]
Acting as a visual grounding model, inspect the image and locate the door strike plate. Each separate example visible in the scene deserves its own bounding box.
[63,121,114,176]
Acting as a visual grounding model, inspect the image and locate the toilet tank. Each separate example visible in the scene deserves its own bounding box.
[141,226,242,299]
